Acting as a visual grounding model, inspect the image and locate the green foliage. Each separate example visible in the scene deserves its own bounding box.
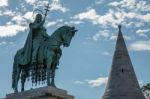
[142,83,150,91]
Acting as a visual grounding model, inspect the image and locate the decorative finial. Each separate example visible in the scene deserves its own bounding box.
[44,3,50,17]
[118,25,122,33]
[118,25,121,30]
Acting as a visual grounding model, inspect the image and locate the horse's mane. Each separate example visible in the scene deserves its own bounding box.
[52,25,71,35]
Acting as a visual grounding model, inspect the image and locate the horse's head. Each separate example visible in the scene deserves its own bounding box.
[60,26,77,47]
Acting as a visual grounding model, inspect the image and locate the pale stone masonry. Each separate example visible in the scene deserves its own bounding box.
[5,86,74,99]
[102,25,146,99]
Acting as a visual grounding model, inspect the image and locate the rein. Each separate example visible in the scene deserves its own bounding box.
[44,31,68,47]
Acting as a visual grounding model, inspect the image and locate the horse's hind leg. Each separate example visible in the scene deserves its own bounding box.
[14,66,21,92]
[46,59,53,86]
[51,68,56,87]
[21,71,27,92]
[46,52,54,86]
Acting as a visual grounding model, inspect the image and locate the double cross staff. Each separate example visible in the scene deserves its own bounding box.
[43,3,51,20]
[32,3,51,19]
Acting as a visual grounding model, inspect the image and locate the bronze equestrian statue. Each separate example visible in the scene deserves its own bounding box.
[12,11,77,92]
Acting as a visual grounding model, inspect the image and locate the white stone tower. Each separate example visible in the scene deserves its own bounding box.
[102,25,145,99]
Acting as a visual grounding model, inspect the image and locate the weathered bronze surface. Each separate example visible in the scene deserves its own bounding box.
[12,9,77,92]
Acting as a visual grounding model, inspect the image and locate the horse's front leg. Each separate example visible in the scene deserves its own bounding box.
[51,54,61,87]
[51,66,56,87]
[46,59,53,86]
[46,51,54,86]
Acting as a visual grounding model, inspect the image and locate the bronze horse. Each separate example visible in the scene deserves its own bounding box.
[12,26,77,92]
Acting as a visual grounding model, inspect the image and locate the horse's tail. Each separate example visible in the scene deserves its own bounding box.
[12,51,19,90]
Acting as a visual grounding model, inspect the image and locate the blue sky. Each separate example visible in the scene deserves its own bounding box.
[0,0,150,99]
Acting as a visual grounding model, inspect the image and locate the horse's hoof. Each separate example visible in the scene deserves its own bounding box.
[47,83,51,86]
[52,85,56,87]
[21,89,24,92]
[50,83,56,87]
[14,90,18,93]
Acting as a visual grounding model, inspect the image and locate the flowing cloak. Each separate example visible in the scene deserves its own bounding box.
[19,23,33,65]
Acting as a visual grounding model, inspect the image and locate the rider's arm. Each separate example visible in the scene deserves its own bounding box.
[30,19,45,29]
[42,28,49,40]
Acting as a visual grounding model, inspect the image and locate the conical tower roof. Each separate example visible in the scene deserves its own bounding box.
[102,25,145,99]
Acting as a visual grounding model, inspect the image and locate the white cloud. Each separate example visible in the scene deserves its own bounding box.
[0,41,7,45]
[136,29,150,37]
[108,0,150,12]
[130,41,150,51]
[74,76,108,87]
[35,0,49,7]
[0,41,15,46]
[73,9,99,24]
[23,11,33,21]
[48,0,69,13]
[138,14,150,22]
[108,0,138,9]
[108,1,123,7]
[0,7,65,37]
[25,0,68,13]
[93,29,131,41]
[119,12,150,23]
[125,12,137,19]
[86,77,108,87]
[0,8,16,17]
[0,0,8,6]
[11,14,27,25]
[0,11,34,37]
[123,35,132,40]
[143,90,150,99]
[95,0,104,4]
[121,0,136,9]
[34,0,69,13]
[93,30,110,41]
[11,11,34,24]
[74,81,84,84]
[25,0,37,5]
[73,8,121,27]
[71,0,148,28]
[11,15,23,22]
[138,80,144,86]
[73,8,150,28]
[45,19,63,27]
[0,0,69,37]
[101,52,111,56]
[109,35,117,40]
[135,1,150,12]
[0,24,27,37]
[46,21,57,27]
[136,29,150,34]
[109,35,131,41]
[65,20,83,25]
[125,22,144,27]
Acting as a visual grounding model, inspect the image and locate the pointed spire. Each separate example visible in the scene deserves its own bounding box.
[118,24,121,31]
[116,25,127,51]
[102,25,145,99]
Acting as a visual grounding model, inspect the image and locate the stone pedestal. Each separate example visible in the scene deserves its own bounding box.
[5,86,74,99]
